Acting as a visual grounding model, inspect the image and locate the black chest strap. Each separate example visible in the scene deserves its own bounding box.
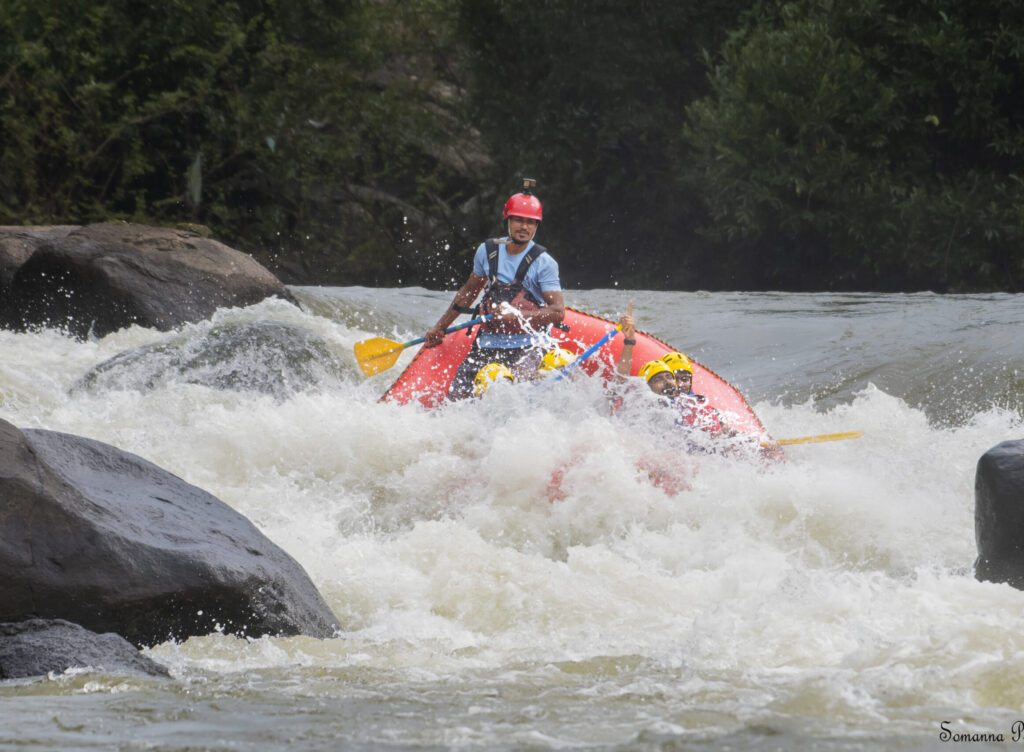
[486,239,548,285]
[450,240,552,317]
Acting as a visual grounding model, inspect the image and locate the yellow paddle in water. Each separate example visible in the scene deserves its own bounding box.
[769,431,864,446]
[354,316,490,377]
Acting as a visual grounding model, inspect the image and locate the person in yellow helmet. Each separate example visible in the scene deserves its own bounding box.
[636,359,679,397]
[660,352,694,397]
[657,350,733,434]
[614,305,675,397]
[473,362,515,397]
[538,347,576,377]
[613,305,730,438]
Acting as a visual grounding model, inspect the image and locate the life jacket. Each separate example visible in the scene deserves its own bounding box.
[676,394,723,434]
[479,239,548,335]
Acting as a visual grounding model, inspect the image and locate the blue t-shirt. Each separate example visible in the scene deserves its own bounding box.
[473,239,561,349]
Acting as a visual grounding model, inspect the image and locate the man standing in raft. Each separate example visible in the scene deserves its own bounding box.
[424,178,565,400]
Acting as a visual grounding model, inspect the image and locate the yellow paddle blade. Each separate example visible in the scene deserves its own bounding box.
[353,337,405,377]
[773,431,864,446]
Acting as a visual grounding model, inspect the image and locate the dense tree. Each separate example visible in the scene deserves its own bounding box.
[3,0,1024,291]
[0,0,479,284]
[684,0,1024,291]
[454,0,752,288]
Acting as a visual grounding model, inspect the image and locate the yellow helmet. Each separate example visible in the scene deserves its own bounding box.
[474,362,514,397]
[638,360,674,383]
[539,347,576,374]
[660,351,693,375]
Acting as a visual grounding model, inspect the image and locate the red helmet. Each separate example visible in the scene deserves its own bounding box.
[503,193,543,221]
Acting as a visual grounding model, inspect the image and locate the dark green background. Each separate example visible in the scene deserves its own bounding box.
[4,0,1024,291]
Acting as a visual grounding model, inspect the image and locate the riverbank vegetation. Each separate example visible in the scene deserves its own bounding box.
[3,0,1023,291]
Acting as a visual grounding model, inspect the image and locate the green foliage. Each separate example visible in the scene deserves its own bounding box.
[684,0,1024,290]
[0,0,479,284]
[455,0,752,288]
[5,0,1024,291]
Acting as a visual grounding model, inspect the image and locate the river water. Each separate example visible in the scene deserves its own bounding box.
[1,287,1023,751]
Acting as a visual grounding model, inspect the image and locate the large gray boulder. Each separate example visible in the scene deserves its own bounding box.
[0,418,338,647]
[0,223,297,338]
[72,320,347,400]
[975,439,1024,587]
[0,225,78,295]
[0,619,169,679]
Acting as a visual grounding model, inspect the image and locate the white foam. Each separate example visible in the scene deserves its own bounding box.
[5,294,1024,738]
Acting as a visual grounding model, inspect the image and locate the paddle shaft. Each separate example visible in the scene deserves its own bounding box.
[354,315,492,377]
[406,316,489,349]
[768,431,864,446]
[554,326,621,381]
[381,315,491,354]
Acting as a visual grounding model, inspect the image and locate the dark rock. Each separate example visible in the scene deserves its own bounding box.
[0,619,169,679]
[0,223,298,338]
[0,225,79,294]
[72,320,347,399]
[975,439,1024,587]
[267,253,314,286]
[0,418,339,647]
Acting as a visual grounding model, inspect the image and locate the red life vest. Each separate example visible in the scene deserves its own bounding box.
[676,394,723,434]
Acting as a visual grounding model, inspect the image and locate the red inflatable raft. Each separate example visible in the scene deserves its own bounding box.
[380,308,772,443]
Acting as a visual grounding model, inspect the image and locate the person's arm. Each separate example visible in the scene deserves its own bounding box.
[524,289,565,328]
[488,289,564,329]
[495,254,565,328]
[424,273,487,347]
[615,303,636,382]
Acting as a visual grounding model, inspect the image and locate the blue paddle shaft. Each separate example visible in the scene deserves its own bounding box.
[406,316,491,349]
[554,327,621,381]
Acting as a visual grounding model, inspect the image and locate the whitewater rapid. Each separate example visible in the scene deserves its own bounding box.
[1,288,1023,750]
